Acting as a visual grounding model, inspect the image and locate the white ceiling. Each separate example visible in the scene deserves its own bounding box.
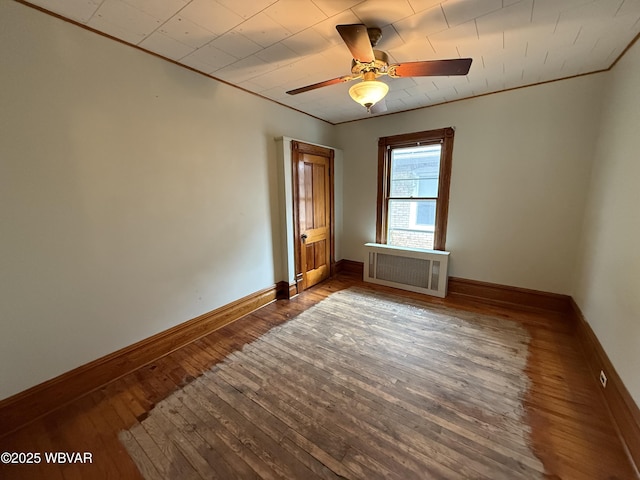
[23,0,640,124]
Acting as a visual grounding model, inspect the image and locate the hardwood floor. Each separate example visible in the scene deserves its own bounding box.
[0,274,636,479]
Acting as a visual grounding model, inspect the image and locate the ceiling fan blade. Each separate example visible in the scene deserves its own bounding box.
[336,24,375,63]
[390,58,473,77]
[286,75,357,95]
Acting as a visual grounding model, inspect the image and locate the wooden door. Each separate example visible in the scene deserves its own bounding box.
[292,142,334,292]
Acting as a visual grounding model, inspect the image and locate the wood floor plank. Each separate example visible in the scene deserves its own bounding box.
[163,395,259,480]
[136,413,202,479]
[126,423,175,478]
[195,290,540,478]
[190,379,327,480]
[178,382,294,480]
[279,318,530,419]
[1,275,636,480]
[234,344,452,479]
[148,403,225,479]
[118,430,163,480]
[84,392,142,479]
[256,326,539,460]
[215,357,368,479]
[226,352,449,479]
[252,332,540,479]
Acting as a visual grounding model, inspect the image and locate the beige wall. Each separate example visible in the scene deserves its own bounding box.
[335,74,604,294]
[2,0,638,410]
[573,39,640,405]
[0,1,334,400]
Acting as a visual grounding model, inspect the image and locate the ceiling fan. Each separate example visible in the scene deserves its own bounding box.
[286,24,472,113]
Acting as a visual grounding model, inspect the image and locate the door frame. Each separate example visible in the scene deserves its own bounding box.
[291,141,335,294]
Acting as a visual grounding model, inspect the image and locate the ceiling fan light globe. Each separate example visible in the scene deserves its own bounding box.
[348,80,388,110]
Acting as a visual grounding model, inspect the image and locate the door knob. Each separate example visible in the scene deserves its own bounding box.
[301,233,308,241]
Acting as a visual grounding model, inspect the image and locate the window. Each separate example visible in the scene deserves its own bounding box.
[376,128,454,251]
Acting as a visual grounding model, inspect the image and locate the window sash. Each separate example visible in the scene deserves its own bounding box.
[389,144,442,199]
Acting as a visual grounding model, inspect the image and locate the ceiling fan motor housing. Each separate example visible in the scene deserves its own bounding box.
[367,27,383,46]
[351,49,389,76]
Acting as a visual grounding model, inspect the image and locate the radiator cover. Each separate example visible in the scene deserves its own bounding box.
[363,243,450,298]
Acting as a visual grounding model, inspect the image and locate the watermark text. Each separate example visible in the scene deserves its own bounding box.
[1,451,93,464]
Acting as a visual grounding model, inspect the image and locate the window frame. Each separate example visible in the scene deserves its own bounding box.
[376,127,455,251]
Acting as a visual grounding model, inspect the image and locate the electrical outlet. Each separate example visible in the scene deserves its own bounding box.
[600,370,607,388]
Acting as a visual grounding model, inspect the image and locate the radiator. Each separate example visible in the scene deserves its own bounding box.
[363,243,450,298]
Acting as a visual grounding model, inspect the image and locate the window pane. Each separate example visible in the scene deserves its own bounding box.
[387,199,436,250]
[389,145,441,198]
[416,201,436,226]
